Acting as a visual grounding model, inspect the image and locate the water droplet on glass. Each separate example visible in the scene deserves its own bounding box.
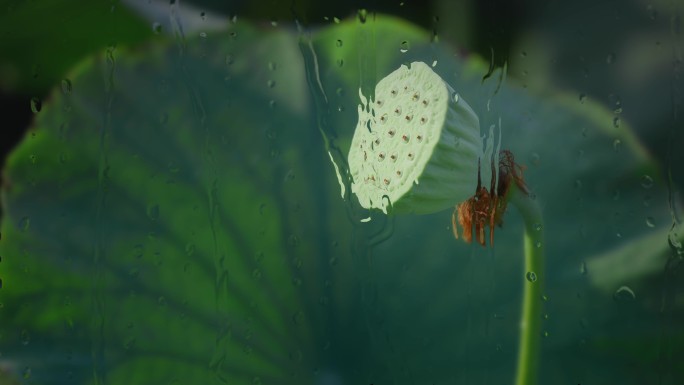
[613,139,622,152]
[520,51,528,57]
[267,80,276,88]
[646,216,656,228]
[606,53,616,64]
[574,179,583,190]
[152,22,162,34]
[147,204,160,221]
[30,97,41,113]
[333,17,340,24]
[336,59,344,67]
[640,175,654,189]
[252,268,262,279]
[535,241,542,248]
[19,217,30,232]
[534,223,542,231]
[613,285,636,302]
[185,243,196,256]
[20,329,30,345]
[199,31,207,38]
[613,116,620,128]
[580,260,588,275]
[579,93,586,103]
[526,271,538,282]
[226,54,234,66]
[61,79,72,94]
[335,39,343,47]
[200,11,206,20]
[357,9,367,23]
[399,41,409,53]
[543,331,549,338]
[453,93,459,103]
[530,152,540,166]
[268,61,276,71]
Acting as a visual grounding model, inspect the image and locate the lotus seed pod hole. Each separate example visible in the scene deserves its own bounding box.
[349,61,482,215]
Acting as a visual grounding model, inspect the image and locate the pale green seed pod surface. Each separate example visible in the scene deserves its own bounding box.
[349,61,482,214]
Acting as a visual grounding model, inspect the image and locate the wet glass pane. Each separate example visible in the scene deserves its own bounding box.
[0,1,682,384]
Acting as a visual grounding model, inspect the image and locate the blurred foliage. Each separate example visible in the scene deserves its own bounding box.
[0,5,682,385]
[0,0,152,94]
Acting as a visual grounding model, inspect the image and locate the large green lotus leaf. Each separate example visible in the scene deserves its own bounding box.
[0,21,360,385]
[0,14,678,385]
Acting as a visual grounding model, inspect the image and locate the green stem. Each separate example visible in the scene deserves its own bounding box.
[509,184,545,385]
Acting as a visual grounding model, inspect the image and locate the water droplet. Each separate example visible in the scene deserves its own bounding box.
[646,217,656,228]
[643,194,652,207]
[185,243,196,257]
[613,285,636,302]
[30,97,41,113]
[520,51,528,57]
[526,271,538,282]
[333,17,340,24]
[530,152,540,166]
[152,22,162,34]
[336,59,344,67]
[534,223,542,231]
[535,241,542,248]
[267,80,276,88]
[574,179,583,190]
[580,260,588,275]
[268,61,276,71]
[29,154,37,164]
[640,175,654,189]
[19,217,30,232]
[61,79,72,94]
[453,93,459,103]
[252,268,262,279]
[613,139,622,152]
[20,329,30,345]
[200,11,206,20]
[606,53,616,64]
[543,313,549,320]
[292,310,304,324]
[147,204,159,221]
[357,9,368,23]
[542,295,549,301]
[579,93,586,103]
[613,116,620,128]
[199,31,207,38]
[543,331,549,338]
[335,39,343,47]
[399,41,409,53]
[225,54,234,66]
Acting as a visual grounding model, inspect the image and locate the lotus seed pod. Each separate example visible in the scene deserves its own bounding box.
[349,61,482,214]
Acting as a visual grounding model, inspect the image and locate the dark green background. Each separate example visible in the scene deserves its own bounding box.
[0,1,682,384]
